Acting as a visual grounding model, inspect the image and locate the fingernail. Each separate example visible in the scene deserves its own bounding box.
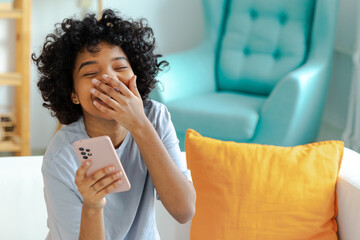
[103,74,108,78]
[92,79,98,84]
[108,166,115,171]
[90,88,95,94]
[85,160,91,166]
[116,172,121,178]
[117,179,123,185]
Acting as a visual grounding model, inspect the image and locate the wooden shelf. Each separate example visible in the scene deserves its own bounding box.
[0,9,22,19]
[0,0,31,156]
[0,73,22,86]
[0,140,21,152]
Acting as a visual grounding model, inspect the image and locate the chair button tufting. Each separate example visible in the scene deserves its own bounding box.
[279,12,288,25]
[249,9,258,20]
[273,49,281,60]
[243,47,250,56]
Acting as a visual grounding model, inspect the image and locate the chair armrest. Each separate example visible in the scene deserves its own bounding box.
[253,58,328,146]
[337,148,360,240]
[150,41,216,103]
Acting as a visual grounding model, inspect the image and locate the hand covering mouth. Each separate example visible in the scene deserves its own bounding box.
[94,97,105,105]
[93,96,115,110]
[91,89,107,105]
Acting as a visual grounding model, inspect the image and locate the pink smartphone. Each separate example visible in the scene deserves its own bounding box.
[73,136,131,193]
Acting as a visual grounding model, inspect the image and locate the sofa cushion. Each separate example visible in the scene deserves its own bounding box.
[185,129,343,240]
[166,92,266,141]
[217,0,315,95]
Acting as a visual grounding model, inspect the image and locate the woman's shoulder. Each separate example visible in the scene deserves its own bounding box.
[43,119,85,165]
[144,99,169,123]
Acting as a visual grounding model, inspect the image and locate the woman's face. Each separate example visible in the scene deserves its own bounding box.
[72,41,135,121]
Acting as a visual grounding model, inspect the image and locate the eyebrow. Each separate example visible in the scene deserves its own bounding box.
[112,57,128,62]
[78,57,128,72]
[78,61,97,72]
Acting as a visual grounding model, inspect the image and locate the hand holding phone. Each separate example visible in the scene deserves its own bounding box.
[73,136,131,193]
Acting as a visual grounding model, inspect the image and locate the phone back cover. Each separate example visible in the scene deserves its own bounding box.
[73,136,131,193]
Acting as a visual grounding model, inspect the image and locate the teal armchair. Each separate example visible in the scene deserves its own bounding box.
[151,0,339,149]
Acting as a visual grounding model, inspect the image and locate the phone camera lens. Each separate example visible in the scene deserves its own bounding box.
[86,149,90,152]
[79,147,84,151]
[88,153,92,156]
[83,156,88,159]
[81,152,86,155]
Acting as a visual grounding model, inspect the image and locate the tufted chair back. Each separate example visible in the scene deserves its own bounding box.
[216,0,316,95]
[201,0,228,50]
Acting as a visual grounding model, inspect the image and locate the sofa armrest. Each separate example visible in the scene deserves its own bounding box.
[337,148,360,240]
[0,156,48,240]
[155,200,191,240]
[150,41,216,103]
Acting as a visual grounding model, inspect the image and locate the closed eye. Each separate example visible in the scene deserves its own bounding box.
[83,72,97,77]
[114,66,127,71]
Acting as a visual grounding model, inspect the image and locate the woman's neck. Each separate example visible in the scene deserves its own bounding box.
[83,115,127,149]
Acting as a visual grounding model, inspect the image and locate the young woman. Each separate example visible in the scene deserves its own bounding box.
[32,9,195,240]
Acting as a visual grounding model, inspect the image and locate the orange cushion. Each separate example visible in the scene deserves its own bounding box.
[185,129,344,240]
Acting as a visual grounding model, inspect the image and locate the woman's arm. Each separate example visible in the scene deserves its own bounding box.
[75,161,123,239]
[132,121,196,223]
[79,206,104,240]
[91,74,196,223]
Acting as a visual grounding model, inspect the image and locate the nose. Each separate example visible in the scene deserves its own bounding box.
[99,68,117,85]
[100,69,116,80]
[100,71,131,88]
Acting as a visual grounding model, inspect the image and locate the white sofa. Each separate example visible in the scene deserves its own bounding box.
[0,148,359,240]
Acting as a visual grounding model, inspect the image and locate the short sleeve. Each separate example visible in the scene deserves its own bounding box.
[154,104,193,183]
[42,156,82,240]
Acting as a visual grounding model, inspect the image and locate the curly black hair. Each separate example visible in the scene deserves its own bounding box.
[32,9,168,125]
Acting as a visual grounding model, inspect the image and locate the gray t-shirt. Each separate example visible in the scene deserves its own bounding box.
[42,100,192,240]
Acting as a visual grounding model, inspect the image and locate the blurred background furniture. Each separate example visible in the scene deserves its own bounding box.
[0,148,359,239]
[0,0,31,155]
[151,0,339,149]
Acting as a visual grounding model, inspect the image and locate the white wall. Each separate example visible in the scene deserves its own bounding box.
[318,0,357,141]
[28,0,203,152]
